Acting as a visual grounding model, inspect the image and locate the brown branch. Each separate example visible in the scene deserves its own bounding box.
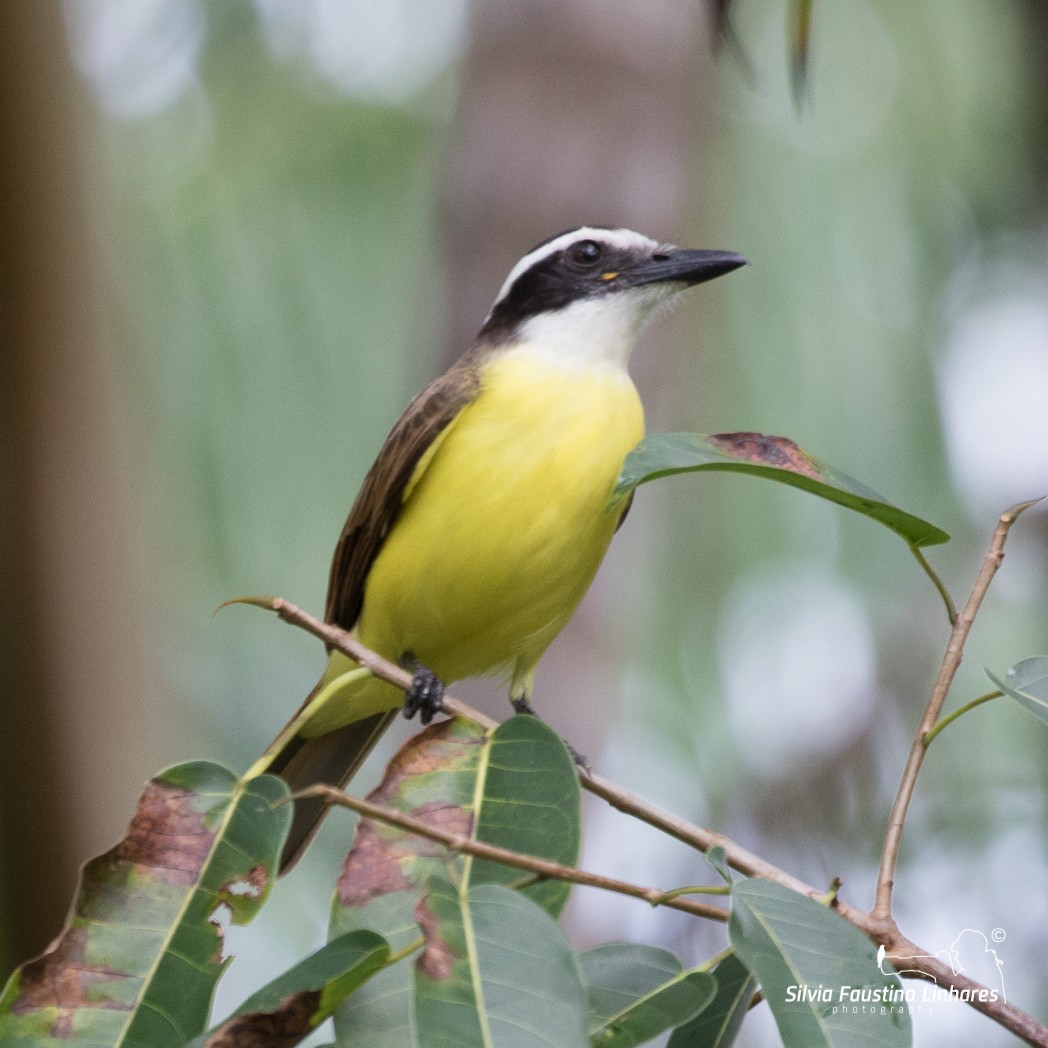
[236,591,1048,1046]
[583,766,1048,1045]
[807,895,1048,1045]
[874,500,1040,920]
[299,784,728,923]
[239,596,842,900]
[578,769,823,898]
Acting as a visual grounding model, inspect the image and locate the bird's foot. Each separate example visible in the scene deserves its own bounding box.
[510,694,589,772]
[564,741,591,774]
[402,658,445,725]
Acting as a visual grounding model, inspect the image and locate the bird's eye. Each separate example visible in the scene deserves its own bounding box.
[570,240,603,266]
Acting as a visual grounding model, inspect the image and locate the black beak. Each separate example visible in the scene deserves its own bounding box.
[628,248,748,288]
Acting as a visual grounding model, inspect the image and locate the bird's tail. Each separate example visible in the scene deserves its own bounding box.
[252,652,402,872]
[266,708,398,872]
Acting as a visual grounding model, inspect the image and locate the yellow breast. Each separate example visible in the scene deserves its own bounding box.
[356,347,644,694]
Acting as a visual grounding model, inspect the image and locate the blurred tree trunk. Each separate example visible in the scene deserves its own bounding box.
[0,5,155,969]
[441,0,717,756]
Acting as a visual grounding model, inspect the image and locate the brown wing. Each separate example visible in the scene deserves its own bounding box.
[324,360,480,629]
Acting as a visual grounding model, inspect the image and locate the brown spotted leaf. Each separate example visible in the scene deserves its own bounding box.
[0,763,290,1047]
[330,715,581,1046]
[328,718,488,1048]
[413,878,587,1048]
[615,431,949,548]
[187,930,388,1048]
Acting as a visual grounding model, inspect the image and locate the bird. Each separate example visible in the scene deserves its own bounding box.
[257,226,746,871]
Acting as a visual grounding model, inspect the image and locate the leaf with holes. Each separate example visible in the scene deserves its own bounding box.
[0,763,290,1047]
[189,930,389,1048]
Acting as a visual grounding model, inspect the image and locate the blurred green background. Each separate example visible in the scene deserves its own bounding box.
[2,2,1046,1045]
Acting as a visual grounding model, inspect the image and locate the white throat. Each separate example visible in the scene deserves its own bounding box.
[507,282,682,371]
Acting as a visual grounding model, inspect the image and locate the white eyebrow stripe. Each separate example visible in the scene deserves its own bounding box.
[486,227,659,318]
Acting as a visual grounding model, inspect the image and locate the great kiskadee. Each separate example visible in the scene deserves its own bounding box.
[260,226,746,870]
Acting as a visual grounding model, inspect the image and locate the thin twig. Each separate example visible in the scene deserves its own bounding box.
[235,600,854,893]
[579,769,828,898]
[922,690,1003,748]
[244,597,849,900]
[908,542,957,625]
[223,594,421,694]
[874,501,1037,919]
[299,785,728,923]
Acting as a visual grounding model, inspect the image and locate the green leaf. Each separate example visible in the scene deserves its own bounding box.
[465,713,581,915]
[615,432,949,549]
[330,718,488,1048]
[0,763,290,1048]
[667,953,754,1048]
[414,879,587,1048]
[729,879,911,1048]
[328,894,420,1048]
[580,944,715,1047]
[187,930,389,1047]
[330,716,582,1045]
[987,657,1048,726]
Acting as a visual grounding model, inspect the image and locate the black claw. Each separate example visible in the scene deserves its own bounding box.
[566,743,590,773]
[403,662,445,725]
[510,695,589,771]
